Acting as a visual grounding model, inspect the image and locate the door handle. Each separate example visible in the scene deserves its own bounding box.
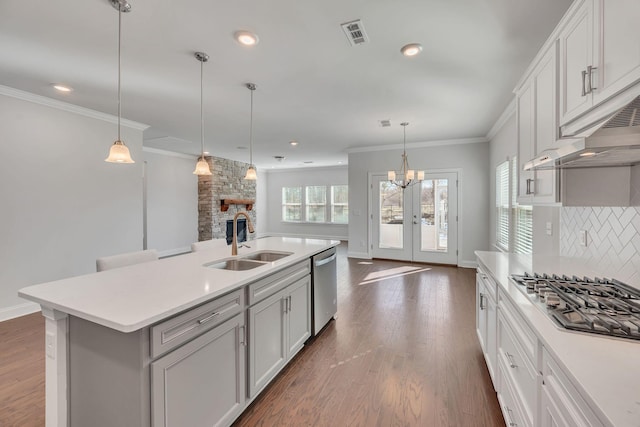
[479,293,485,310]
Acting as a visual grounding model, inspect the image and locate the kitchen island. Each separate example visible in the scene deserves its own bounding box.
[19,237,339,427]
[475,251,640,427]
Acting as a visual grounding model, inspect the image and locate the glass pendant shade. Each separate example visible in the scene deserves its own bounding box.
[244,166,257,180]
[193,157,212,175]
[387,170,396,181]
[105,140,134,163]
[388,122,424,189]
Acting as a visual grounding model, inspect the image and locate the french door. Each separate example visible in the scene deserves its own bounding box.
[371,172,458,265]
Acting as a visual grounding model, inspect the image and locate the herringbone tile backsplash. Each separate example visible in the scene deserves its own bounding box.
[560,207,640,285]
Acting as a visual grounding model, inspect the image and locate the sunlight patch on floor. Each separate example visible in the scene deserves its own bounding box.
[359,265,431,285]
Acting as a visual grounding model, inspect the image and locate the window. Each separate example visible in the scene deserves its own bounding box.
[306,186,327,222]
[282,187,302,221]
[496,161,510,251]
[494,157,532,254]
[282,185,348,223]
[330,185,349,223]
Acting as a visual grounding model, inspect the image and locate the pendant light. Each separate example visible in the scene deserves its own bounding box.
[244,83,257,180]
[105,0,135,164]
[193,52,212,175]
[388,122,424,189]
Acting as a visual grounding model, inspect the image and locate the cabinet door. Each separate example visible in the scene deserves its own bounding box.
[559,0,594,124]
[476,273,488,352]
[286,276,311,358]
[485,293,497,386]
[248,288,287,398]
[517,82,534,204]
[592,0,640,104]
[540,385,572,427]
[151,313,246,427]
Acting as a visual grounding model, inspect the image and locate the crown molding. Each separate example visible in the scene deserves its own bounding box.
[0,85,149,131]
[346,137,487,154]
[142,146,198,160]
[486,98,516,141]
[265,164,348,174]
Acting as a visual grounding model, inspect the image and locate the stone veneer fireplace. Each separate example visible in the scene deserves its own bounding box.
[197,156,257,242]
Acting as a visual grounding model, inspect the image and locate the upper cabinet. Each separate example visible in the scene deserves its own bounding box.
[517,43,560,205]
[559,0,640,126]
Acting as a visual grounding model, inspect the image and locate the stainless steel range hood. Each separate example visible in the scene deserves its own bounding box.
[524,95,640,170]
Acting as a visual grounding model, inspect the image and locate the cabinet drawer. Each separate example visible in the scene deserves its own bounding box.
[498,293,537,365]
[542,348,603,427]
[247,259,310,305]
[498,361,531,427]
[150,289,244,358]
[477,265,497,301]
[498,311,537,426]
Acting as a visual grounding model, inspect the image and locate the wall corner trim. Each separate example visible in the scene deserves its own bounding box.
[0,84,149,131]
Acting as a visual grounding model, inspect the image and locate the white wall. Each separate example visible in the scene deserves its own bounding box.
[143,148,198,256]
[264,166,348,240]
[0,90,145,319]
[256,169,268,237]
[348,142,490,266]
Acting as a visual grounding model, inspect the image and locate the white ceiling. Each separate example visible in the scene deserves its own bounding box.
[0,0,573,169]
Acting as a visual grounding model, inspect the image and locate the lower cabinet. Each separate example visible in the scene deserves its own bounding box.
[248,275,311,398]
[476,266,497,386]
[151,313,246,427]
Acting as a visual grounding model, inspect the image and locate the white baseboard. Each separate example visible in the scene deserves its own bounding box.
[0,302,41,322]
[458,260,478,269]
[158,246,191,258]
[265,232,348,241]
[347,251,371,259]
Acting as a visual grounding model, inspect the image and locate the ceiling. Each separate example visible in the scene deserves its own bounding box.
[0,0,573,169]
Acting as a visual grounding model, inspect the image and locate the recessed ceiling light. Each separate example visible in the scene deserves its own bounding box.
[52,84,73,92]
[290,140,298,146]
[203,151,210,155]
[235,31,259,46]
[401,43,423,57]
[338,161,343,164]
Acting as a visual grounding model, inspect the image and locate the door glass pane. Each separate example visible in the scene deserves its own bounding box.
[420,179,448,252]
[379,182,403,249]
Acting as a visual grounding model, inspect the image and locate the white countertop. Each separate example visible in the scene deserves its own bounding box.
[19,237,338,333]
[475,251,640,427]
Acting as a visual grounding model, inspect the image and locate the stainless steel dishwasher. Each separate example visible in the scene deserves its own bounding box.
[311,247,338,336]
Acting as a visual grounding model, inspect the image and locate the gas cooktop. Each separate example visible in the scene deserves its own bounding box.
[510,273,640,341]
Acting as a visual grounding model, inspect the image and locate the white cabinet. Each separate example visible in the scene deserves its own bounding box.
[248,275,311,398]
[476,266,497,387]
[517,43,560,205]
[560,0,640,126]
[151,313,246,427]
[540,348,603,427]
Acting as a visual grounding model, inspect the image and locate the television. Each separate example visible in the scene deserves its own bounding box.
[226,218,246,245]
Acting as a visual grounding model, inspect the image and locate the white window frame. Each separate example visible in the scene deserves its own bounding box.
[494,156,532,254]
[281,184,348,224]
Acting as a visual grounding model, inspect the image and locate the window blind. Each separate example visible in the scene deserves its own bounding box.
[511,157,532,254]
[495,161,510,251]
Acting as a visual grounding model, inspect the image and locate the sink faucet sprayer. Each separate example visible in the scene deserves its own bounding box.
[232,211,255,256]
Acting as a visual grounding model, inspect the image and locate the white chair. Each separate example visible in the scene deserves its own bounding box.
[190,239,228,252]
[96,249,159,272]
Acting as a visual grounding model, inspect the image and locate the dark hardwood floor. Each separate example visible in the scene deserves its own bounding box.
[0,245,504,426]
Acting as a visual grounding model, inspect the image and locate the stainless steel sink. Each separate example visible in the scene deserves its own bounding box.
[241,250,293,262]
[204,259,266,271]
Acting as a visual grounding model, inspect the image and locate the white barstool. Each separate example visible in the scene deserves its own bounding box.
[96,249,159,272]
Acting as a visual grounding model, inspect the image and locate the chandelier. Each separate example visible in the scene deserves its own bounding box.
[387,122,424,189]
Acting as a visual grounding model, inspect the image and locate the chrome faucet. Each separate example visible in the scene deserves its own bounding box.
[231,211,255,256]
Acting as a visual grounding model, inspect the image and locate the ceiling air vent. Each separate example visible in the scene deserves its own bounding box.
[379,120,391,127]
[341,19,369,46]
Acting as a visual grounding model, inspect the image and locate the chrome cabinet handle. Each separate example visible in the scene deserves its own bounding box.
[479,293,485,310]
[506,407,517,426]
[525,178,534,195]
[581,69,588,96]
[506,352,518,368]
[197,311,220,325]
[283,298,288,313]
[288,296,292,312]
[587,65,597,93]
[239,325,246,346]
